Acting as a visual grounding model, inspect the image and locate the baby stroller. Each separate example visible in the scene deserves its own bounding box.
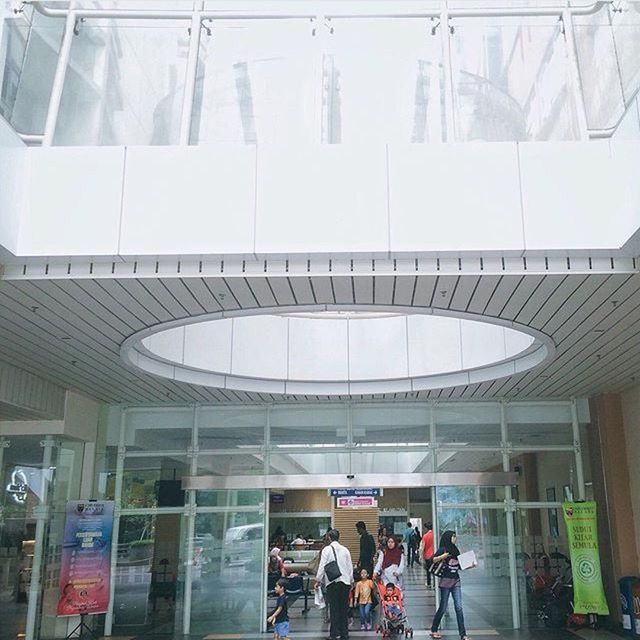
[375,582,413,638]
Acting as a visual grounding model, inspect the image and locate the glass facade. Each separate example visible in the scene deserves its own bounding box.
[83,399,590,637]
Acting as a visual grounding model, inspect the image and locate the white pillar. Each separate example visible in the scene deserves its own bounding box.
[25,436,56,640]
[182,406,199,636]
[501,401,521,630]
[571,398,586,501]
[104,409,127,636]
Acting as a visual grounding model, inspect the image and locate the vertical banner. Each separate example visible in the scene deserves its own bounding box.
[57,500,115,616]
[562,501,609,615]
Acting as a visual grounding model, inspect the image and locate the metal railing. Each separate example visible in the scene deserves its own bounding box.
[7,0,635,145]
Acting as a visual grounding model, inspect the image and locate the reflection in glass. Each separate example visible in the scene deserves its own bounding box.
[437,506,512,629]
[514,508,571,628]
[351,405,430,446]
[450,20,580,141]
[54,22,189,145]
[269,405,348,447]
[435,405,501,445]
[113,514,185,635]
[121,456,189,509]
[0,17,64,133]
[190,510,264,634]
[191,22,317,144]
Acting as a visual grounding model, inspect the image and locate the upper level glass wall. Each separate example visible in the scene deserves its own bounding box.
[3,1,640,144]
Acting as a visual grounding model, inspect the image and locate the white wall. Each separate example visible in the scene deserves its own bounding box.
[0,115,26,254]
[620,384,640,568]
[5,141,640,258]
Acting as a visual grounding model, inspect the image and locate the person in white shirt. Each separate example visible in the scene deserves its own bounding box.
[314,529,353,640]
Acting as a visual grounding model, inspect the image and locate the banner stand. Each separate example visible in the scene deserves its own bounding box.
[64,613,98,640]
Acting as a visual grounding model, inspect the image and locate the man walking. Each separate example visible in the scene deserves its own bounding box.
[403,521,415,567]
[315,529,353,640]
[419,522,434,588]
[355,521,376,578]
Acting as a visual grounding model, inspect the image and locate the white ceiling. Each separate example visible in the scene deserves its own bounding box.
[0,271,639,405]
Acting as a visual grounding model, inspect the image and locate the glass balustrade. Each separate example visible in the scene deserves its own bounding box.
[2,1,640,143]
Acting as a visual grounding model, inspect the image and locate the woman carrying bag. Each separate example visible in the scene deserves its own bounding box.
[429,531,472,640]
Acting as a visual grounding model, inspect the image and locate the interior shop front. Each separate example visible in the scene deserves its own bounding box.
[0,400,591,639]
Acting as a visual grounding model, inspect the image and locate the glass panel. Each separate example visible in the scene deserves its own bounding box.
[268,451,349,475]
[121,455,189,509]
[321,19,443,143]
[190,510,264,634]
[125,408,194,451]
[515,507,571,628]
[610,2,640,105]
[196,489,264,508]
[191,21,317,144]
[436,506,512,629]
[113,514,186,636]
[0,16,64,134]
[436,485,506,503]
[198,406,266,449]
[54,21,189,145]
[511,451,577,503]
[574,7,627,130]
[0,437,50,640]
[437,450,503,472]
[351,450,433,474]
[351,405,430,446]
[435,404,501,445]
[196,453,264,476]
[38,441,86,640]
[450,19,580,141]
[269,405,348,447]
[507,404,573,446]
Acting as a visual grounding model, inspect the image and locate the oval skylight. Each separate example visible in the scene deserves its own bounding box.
[121,305,553,395]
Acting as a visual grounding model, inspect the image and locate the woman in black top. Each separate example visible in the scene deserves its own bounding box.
[429,531,469,640]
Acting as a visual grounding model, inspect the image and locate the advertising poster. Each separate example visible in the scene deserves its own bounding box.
[562,501,609,615]
[57,500,114,616]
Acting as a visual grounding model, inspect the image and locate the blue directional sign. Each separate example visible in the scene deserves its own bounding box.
[330,488,380,497]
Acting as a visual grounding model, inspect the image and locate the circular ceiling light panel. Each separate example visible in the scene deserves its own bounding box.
[121,305,554,395]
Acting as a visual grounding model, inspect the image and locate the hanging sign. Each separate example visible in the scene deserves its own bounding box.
[337,497,378,508]
[330,488,380,497]
[57,500,115,616]
[562,501,609,615]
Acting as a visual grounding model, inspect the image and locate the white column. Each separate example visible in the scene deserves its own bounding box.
[25,436,56,640]
[571,398,586,501]
[104,409,127,636]
[182,405,199,635]
[501,401,521,629]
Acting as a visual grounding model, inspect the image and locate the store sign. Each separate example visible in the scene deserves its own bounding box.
[6,468,29,504]
[330,488,380,497]
[57,500,114,617]
[337,497,378,508]
[562,501,609,615]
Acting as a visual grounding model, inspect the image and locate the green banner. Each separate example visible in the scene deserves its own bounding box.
[562,501,609,615]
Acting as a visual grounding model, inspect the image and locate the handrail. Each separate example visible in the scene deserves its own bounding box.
[15,132,43,145]
[588,79,640,139]
[27,0,611,21]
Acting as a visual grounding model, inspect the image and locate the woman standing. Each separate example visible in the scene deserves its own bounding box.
[373,536,405,586]
[429,531,470,640]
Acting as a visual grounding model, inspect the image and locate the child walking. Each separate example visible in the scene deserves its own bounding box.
[268,578,290,640]
[354,568,375,630]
